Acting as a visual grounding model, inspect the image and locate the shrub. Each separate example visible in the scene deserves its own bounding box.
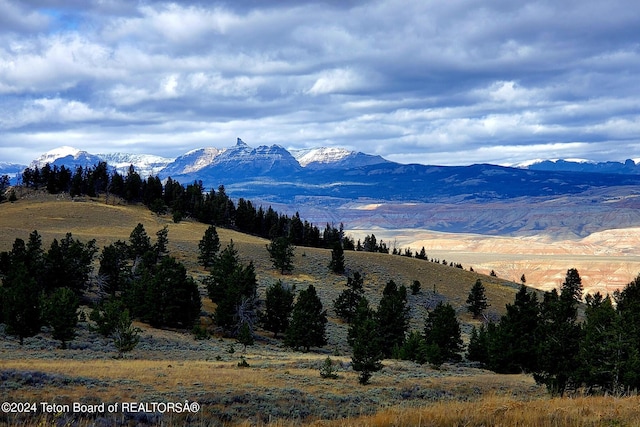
[319,357,339,379]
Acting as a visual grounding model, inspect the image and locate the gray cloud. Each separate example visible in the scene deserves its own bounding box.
[1,0,640,165]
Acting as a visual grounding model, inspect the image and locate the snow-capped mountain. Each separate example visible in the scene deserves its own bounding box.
[28,146,173,178]
[21,139,392,183]
[29,146,103,170]
[292,147,389,169]
[168,138,302,181]
[157,140,389,179]
[159,147,225,177]
[97,152,173,177]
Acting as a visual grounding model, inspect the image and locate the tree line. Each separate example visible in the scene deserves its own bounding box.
[17,162,349,250]
[468,268,640,396]
[354,233,465,270]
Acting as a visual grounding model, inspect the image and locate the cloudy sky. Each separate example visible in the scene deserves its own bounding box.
[1,0,640,166]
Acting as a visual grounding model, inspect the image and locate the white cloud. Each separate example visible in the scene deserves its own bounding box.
[307,68,366,96]
[0,97,127,130]
[0,33,114,94]
[0,0,639,166]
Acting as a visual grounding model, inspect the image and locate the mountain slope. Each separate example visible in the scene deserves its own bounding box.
[30,146,103,170]
[159,147,224,176]
[165,138,303,182]
[292,147,389,169]
[97,153,173,177]
[27,146,172,177]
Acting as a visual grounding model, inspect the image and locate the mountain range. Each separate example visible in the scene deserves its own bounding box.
[3,139,640,238]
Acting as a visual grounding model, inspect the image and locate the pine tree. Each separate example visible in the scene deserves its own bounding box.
[396,330,429,364]
[411,280,421,295]
[43,287,79,349]
[25,231,45,283]
[236,321,254,351]
[206,241,257,332]
[319,356,339,379]
[98,241,129,297]
[376,280,409,358]
[128,223,152,261]
[467,324,490,366]
[424,302,463,366]
[198,225,221,268]
[1,262,43,345]
[561,268,583,304]
[91,298,127,337]
[333,272,365,323]
[154,225,169,260]
[487,285,539,374]
[266,236,295,274]
[0,174,9,202]
[206,240,241,303]
[328,241,345,274]
[44,233,97,295]
[466,279,489,318]
[349,299,383,384]
[129,256,201,328]
[363,234,378,252]
[160,257,201,328]
[262,281,295,338]
[534,269,583,396]
[123,165,142,202]
[285,285,327,351]
[113,308,141,359]
[577,293,623,394]
[614,274,640,389]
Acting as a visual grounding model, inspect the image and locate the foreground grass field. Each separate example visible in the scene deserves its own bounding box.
[1,194,638,426]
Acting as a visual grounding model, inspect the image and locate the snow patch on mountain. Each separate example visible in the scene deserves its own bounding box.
[202,140,302,175]
[27,146,174,177]
[292,147,353,167]
[160,147,224,176]
[98,153,173,177]
[30,146,85,169]
[293,147,390,169]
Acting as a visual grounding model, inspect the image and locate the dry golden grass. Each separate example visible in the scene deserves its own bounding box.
[306,394,640,427]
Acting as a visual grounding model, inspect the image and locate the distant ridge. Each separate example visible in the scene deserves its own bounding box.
[7,140,640,237]
[522,158,640,175]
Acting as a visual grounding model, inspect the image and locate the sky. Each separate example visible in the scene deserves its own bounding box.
[1,0,640,166]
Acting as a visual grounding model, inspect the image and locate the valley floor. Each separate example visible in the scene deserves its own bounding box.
[350,227,640,295]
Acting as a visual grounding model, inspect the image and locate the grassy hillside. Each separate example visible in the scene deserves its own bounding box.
[4,195,622,426]
[0,193,521,317]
